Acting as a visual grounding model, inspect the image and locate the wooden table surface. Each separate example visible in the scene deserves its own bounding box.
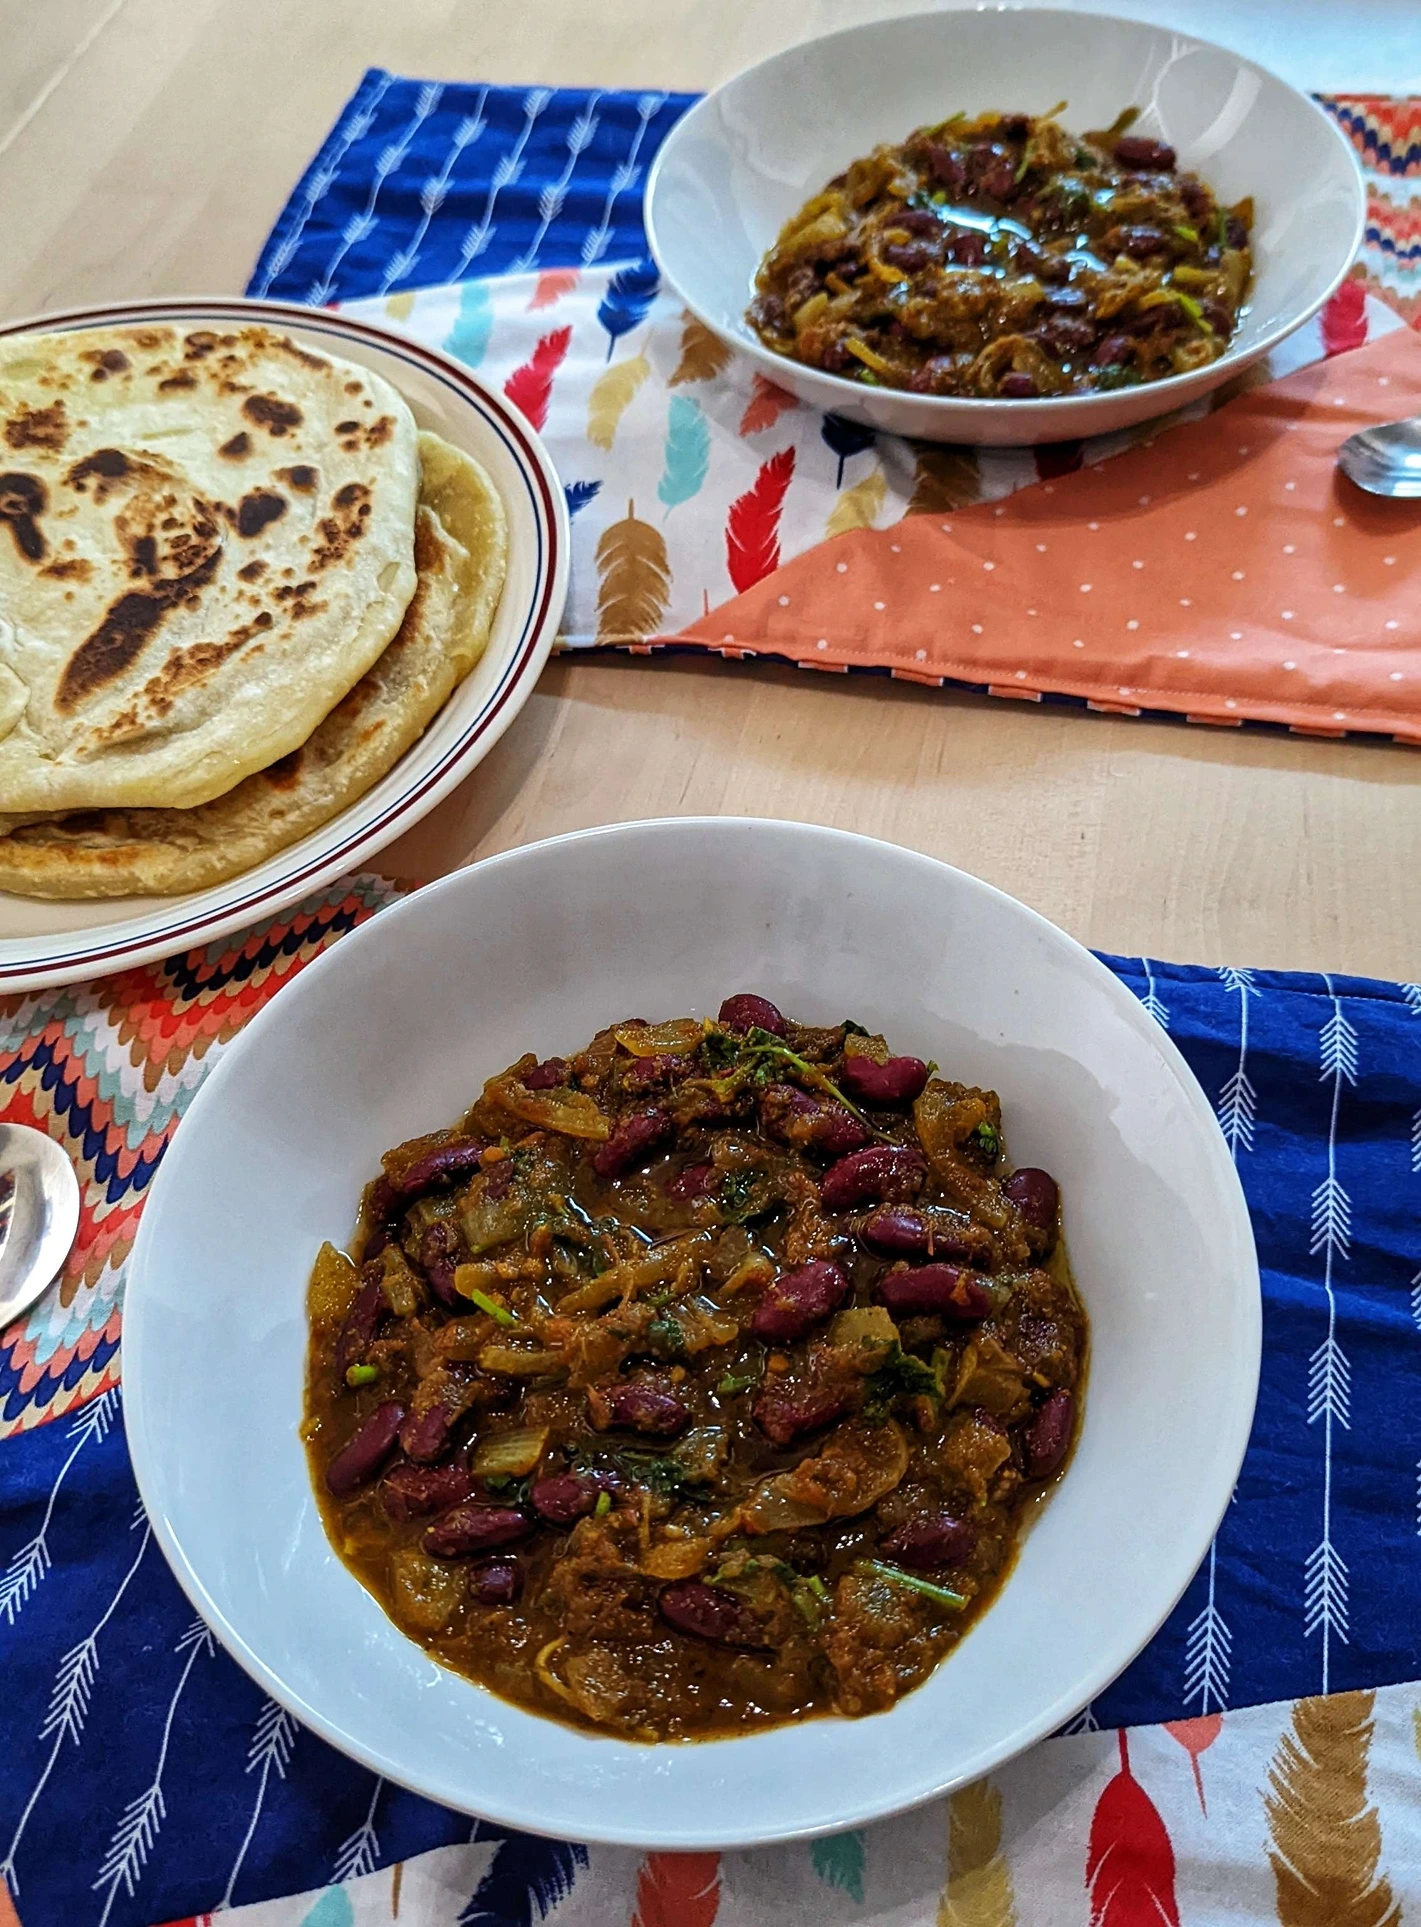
[6,0,1420,979]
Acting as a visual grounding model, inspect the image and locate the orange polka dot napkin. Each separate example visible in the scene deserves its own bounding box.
[678,326,1421,742]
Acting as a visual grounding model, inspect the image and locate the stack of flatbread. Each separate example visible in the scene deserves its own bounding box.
[0,321,507,898]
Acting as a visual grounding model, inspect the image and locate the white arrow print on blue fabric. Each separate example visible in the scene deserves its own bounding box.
[511,95,601,272]
[331,1776,385,1884]
[309,84,443,303]
[253,72,393,295]
[218,1697,301,1909]
[458,88,552,274]
[0,1385,118,1626]
[379,100,489,293]
[582,92,666,264]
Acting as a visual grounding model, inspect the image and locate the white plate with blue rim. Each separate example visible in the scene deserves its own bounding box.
[0,296,568,993]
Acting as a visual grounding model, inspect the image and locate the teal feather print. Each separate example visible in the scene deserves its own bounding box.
[812,1829,866,1904]
[301,1888,355,1927]
[444,279,492,369]
[656,394,710,512]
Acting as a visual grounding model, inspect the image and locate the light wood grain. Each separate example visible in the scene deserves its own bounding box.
[4,0,1420,978]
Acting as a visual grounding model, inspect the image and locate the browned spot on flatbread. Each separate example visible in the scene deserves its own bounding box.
[5,401,68,452]
[242,394,302,437]
[133,610,275,720]
[41,555,91,582]
[336,420,360,435]
[272,335,327,370]
[236,490,286,538]
[158,370,198,391]
[56,544,222,713]
[366,414,394,447]
[237,558,267,581]
[0,472,47,561]
[183,332,220,360]
[278,464,317,492]
[310,480,371,571]
[130,328,171,351]
[84,348,130,382]
[263,748,305,788]
[219,432,251,459]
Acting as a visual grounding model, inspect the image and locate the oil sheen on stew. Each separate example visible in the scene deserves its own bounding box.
[746,106,1253,398]
[303,997,1087,1740]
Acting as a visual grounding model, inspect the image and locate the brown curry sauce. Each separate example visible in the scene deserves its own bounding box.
[303,995,1086,1740]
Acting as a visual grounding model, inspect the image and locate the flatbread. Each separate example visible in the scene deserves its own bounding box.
[0,322,421,812]
[0,436,507,899]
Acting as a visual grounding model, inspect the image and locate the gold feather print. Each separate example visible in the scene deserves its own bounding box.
[595,499,673,644]
[1265,1690,1400,1927]
[826,468,887,540]
[384,291,416,322]
[587,353,651,450]
[1412,1702,1421,1763]
[670,312,733,386]
[907,443,982,515]
[937,1778,1018,1927]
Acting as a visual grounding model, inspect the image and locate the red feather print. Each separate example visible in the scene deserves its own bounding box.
[630,1851,721,1927]
[1086,1731,1181,1927]
[738,372,800,435]
[1165,1713,1223,1815]
[726,446,796,592]
[503,324,572,430]
[529,267,580,310]
[1321,278,1368,356]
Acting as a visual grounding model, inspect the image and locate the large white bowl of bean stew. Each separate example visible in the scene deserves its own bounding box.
[645,9,1365,444]
[123,819,1260,1846]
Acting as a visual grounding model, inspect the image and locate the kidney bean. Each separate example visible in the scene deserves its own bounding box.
[839,1054,929,1107]
[395,1139,485,1200]
[1036,316,1096,357]
[484,1159,514,1202]
[424,1505,532,1558]
[1114,134,1176,171]
[967,142,1018,200]
[861,1205,930,1255]
[1004,1167,1059,1239]
[400,1404,457,1464]
[1091,332,1136,369]
[625,1053,695,1093]
[881,241,935,273]
[419,1221,463,1309]
[1200,298,1233,336]
[530,1470,618,1526]
[334,1277,387,1378]
[522,1057,570,1090]
[1025,1390,1075,1477]
[1016,243,1070,284]
[592,1108,673,1179]
[382,1462,476,1520]
[751,1259,850,1341]
[878,1263,992,1321]
[820,1145,926,1212]
[999,373,1038,398]
[667,1161,714,1201]
[659,1579,768,1647]
[718,992,787,1037]
[365,1175,397,1225]
[469,1559,522,1604]
[924,140,965,190]
[760,1084,869,1158]
[326,1402,405,1498]
[589,1382,691,1438]
[879,1511,978,1570]
[753,1382,853,1447]
[946,230,988,267]
[896,206,943,237]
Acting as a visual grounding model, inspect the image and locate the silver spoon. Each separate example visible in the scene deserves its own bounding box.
[1337,416,1421,498]
[0,1123,81,1329]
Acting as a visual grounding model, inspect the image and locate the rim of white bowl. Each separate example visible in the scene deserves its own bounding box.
[644,6,1367,421]
[123,817,1262,1846]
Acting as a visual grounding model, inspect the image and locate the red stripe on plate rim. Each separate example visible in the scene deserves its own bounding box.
[0,296,566,984]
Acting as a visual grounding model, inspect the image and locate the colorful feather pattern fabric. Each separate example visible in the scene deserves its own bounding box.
[596,258,660,358]
[906,443,982,515]
[726,446,795,592]
[821,411,876,485]
[1264,1691,1400,1927]
[827,468,886,539]
[502,323,571,430]
[594,498,672,642]
[811,1831,866,1904]
[938,1780,1017,1927]
[1322,278,1370,356]
[442,277,492,368]
[458,1831,588,1925]
[739,373,799,435]
[1085,1732,1181,1927]
[670,312,733,386]
[1165,1715,1223,1815]
[563,477,602,518]
[529,266,579,309]
[630,1852,721,1927]
[656,393,710,510]
[586,352,651,450]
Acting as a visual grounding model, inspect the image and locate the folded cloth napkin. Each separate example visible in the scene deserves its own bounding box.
[4,909,1421,1924]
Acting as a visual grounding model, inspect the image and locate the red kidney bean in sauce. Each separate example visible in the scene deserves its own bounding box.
[1025,1391,1075,1478]
[589,1382,691,1437]
[592,1108,673,1179]
[839,1054,929,1106]
[530,1471,616,1526]
[522,1057,570,1090]
[752,1381,853,1447]
[666,1160,713,1201]
[400,1404,458,1464]
[419,1221,463,1308]
[878,1263,993,1321]
[820,1144,926,1211]
[1004,1167,1059,1235]
[1114,134,1176,170]
[659,1579,767,1647]
[879,1511,978,1570]
[394,1139,485,1200]
[469,1559,522,1604]
[325,1402,405,1498]
[382,1462,476,1520]
[423,1504,532,1558]
[759,1084,869,1157]
[334,1277,386,1378]
[717,993,787,1037]
[750,1259,850,1341]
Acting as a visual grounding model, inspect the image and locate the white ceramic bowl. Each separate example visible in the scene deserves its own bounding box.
[124,819,1259,1847]
[645,8,1365,445]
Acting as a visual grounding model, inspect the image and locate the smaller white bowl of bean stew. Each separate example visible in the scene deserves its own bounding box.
[645,9,1365,444]
[123,819,1259,1846]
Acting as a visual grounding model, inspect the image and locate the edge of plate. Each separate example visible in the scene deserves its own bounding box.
[0,296,570,993]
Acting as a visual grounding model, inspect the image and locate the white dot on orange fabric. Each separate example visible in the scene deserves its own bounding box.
[1334,710,1347,720]
[915,648,927,661]
[1080,583,1092,593]
[1185,532,1197,542]
[940,524,953,533]
[1232,570,1245,581]
[723,634,735,643]
[778,594,790,606]
[1333,397,1345,406]
[983,561,995,572]
[929,583,941,593]
[1072,638,1084,648]
[1028,607,1038,616]
[1283,545,1296,554]
[836,561,847,573]
[1386,620,1400,630]
[1391,670,1404,679]
[994,507,1005,517]
[1333,648,1346,655]
[1283,660,1296,669]
[1281,610,1295,619]
[1015,669,1026,679]
[1380,377,1391,386]
[1120,686,1133,696]
[1132,559,1144,570]
[1234,506,1248,517]
[1180,598,1192,607]
[1238,446,1250,455]
[1036,543,1048,553]
[1284,481,1296,491]
[873,600,885,611]
[1126,619,1139,631]
[1230,630,1243,640]
[1177,649,1190,658]
[1384,556,1397,565]
[1138,495,1151,505]
[1089,522,1100,531]
[1226,699,1237,709]
[1333,517,1346,528]
[1187,471,1201,481]
[1043,485,1055,494]
[890,544,901,553]
[972,623,983,634]
[816,639,828,650]
[1332,584,1345,594]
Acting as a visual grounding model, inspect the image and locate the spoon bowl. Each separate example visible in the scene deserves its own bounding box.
[1337,417,1421,498]
[0,1123,81,1328]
